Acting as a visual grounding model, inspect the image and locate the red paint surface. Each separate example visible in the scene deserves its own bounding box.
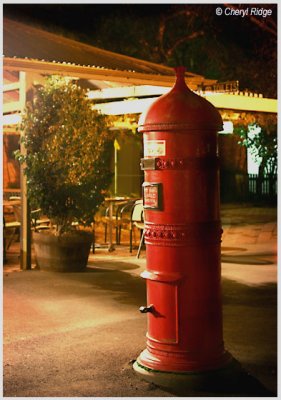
[138,67,231,372]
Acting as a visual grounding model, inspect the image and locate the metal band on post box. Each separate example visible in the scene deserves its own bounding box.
[141,156,219,171]
[140,158,157,170]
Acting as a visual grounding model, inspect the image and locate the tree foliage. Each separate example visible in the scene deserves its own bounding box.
[235,122,277,176]
[91,4,277,97]
[15,76,112,234]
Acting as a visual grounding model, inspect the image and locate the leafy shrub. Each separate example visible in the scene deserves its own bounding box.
[15,76,112,234]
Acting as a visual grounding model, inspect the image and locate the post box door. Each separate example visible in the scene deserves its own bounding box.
[147,280,179,344]
[141,269,182,345]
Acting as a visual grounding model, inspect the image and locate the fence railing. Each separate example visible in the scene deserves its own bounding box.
[248,174,277,199]
[220,172,277,203]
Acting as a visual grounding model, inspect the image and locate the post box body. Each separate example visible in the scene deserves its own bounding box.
[136,68,231,373]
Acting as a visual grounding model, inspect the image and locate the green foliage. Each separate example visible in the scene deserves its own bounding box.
[15,76,112,234]
[235,123,277,176]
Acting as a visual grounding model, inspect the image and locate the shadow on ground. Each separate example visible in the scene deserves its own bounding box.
[136,359,275,397]
[221,254,274,265]
[3,262,277,397]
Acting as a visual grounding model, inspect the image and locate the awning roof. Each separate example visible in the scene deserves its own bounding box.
[3,17,217,89]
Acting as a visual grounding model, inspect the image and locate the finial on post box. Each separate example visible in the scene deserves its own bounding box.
[173,66,188,90]
[174,66,186,77]
[138,64,222,132]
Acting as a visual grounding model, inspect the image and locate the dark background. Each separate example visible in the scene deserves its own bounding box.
[3,3,277,97]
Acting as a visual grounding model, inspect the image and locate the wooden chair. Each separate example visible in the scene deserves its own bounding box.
[3,218,21,251]
[3,204,50,253]
[3,201,21,261]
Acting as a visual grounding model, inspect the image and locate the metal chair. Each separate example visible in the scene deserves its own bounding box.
[103,199,138,245]
[103,200,129,244]
[116,200,136,244]
[129,199,145,257]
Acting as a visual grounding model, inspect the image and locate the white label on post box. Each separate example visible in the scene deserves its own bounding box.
[144,185,159,209]
[144,140,166,157]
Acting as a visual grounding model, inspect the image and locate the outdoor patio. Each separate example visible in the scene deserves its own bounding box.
[3,203,277,397]
[2,5,277,397]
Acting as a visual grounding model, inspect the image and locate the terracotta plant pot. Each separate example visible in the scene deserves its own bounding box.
[33,230,93,272]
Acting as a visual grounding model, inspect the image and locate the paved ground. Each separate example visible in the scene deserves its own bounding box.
[3,204,277,397]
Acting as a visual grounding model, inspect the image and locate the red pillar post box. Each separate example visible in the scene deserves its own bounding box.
[133,67,232,387]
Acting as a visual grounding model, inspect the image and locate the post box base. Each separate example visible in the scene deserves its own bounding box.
[133,355,244,394]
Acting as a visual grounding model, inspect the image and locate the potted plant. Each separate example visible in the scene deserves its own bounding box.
[15,76,112,271]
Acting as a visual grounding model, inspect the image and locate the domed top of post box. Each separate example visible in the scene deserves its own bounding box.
[138,66,223,133]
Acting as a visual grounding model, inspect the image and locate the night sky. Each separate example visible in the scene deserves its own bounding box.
[3,4,173,34]
[3,3,277,97]
[4,3,275,51]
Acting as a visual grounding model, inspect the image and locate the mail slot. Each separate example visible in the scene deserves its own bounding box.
[143,183,163,210]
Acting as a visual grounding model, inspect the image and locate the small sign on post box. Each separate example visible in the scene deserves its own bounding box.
[144,140,166,157]
[143,183,162,210]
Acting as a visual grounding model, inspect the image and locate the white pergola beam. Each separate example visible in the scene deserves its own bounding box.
[204,93,277,113]
[3,102,21,114]
[88,85,169,100]
[3,81,21,92]
[93,93,277,115]
[93,97,157,115]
